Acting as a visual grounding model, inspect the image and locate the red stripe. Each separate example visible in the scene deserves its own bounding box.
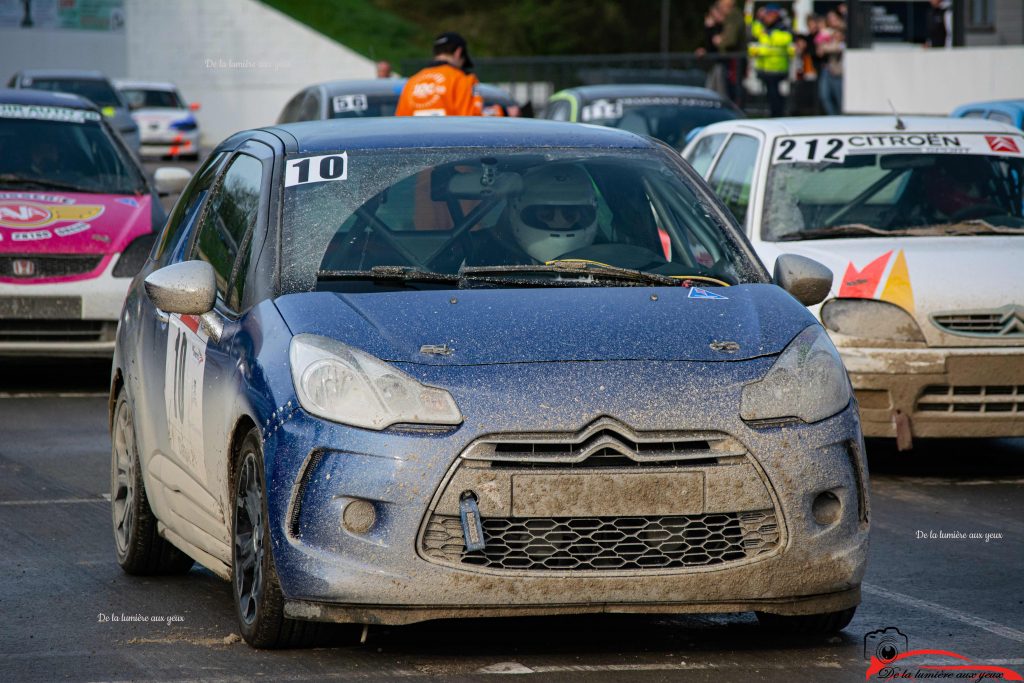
[180,314,200,333]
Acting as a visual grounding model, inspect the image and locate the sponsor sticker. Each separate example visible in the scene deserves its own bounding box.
[332,94,368,114]
[0,104,101,124]
[164,314,208,476]
[688,287,728,300]
[284,153,349,187]
[0,201,104,229]
[772,133,1024,164]
[580,99,623,122]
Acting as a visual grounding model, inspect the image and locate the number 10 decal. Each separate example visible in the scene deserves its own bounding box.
[285,153,349,187]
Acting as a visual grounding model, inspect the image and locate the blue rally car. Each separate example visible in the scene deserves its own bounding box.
[110,117,869,648]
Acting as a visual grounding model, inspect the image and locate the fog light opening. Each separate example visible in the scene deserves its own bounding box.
[342,499,377,535]
[812,491,842,526]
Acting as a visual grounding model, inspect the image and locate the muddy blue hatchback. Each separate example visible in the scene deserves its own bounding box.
[110,117,868,648]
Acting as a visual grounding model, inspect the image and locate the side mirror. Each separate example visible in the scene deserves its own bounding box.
[189,102,201,111]
[154,167,192,196]
[774,253,833,306]
[144,260,216,315]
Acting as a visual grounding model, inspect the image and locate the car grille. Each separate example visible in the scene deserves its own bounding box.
[0,255,103,279]
[931,307,1024,338]
[916,385,1024,414]
[422,510,779,571]
[0,320,115,343]
[418,418,782,574]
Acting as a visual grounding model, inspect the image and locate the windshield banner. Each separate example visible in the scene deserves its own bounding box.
[771,133,1024,164]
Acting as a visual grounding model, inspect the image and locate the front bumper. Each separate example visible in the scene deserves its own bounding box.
[139,130,200,158]
[839,345,1024,439]
[262,360,869,625]
[0,258,128,356]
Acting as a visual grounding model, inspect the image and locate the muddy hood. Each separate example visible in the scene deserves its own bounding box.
[0,191,152,255]
[275,285,815,365]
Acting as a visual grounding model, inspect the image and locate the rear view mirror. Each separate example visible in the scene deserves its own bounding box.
[880,154,935,170]
[144,260,216,315]
[154,167,192,196]
[447,169,523,198]
[774,254,833,306]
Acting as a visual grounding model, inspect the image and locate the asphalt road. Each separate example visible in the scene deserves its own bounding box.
[0,358,1022,682]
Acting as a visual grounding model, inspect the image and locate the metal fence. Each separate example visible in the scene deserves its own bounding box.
[401,52,805,117]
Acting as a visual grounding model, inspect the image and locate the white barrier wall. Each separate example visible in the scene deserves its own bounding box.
[0,29,128,82]
[124,0,375,145]
[845,47,1024,115]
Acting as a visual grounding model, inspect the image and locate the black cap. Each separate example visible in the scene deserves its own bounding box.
[433,31,473,71]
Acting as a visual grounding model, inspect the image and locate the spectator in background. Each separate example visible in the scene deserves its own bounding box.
[715,0,746,107]
[748,4,794,117]
[696,2,725,57]
[815,10,845,115]
[376,61,395,78]
[396,31,483,116]
[926,0,953,48]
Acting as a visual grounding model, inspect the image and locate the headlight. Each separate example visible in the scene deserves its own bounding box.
[289,334,463,430]
[820,298,925,342]
[740,325,852,424]
[112,232,156,277]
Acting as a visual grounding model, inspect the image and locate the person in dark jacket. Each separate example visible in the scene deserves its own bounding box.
[926,0,953,48]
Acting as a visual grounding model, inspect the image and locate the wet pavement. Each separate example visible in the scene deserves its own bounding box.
[0,359,1022,682]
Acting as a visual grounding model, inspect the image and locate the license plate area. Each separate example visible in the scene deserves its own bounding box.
[0,296,82,319]
[511,472,704,517]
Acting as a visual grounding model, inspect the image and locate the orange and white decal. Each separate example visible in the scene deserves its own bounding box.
[838,249,915,313]
[0,201,103,229]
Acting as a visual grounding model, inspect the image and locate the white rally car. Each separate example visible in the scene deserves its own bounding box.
[683,116,1024,447]
[115,80,200,159]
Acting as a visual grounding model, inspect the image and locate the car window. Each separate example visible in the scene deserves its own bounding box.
[761,134,1024,241]
[154,152,226,264]
[278,92,305,123]
[546,100,571,121]
[192,154,262,308]
[684,133,728,176]
[279,148,767,293]
[24,78,123,109]
[329,93,399,118]
[988,111,1014,126]
[580,99,741,151]
[0,107,145,195]
[707,133,759,226]
[121,88,185,110]
[297,93,321,122]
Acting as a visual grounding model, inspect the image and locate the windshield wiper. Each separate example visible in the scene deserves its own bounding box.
[461,260,680,286]
[318,266,461,284]
[909,220,1022,236]
[0,173,98,194]
[778,224,891,241]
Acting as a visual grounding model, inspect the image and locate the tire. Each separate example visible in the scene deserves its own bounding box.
[755,606,857,635]
[111,388,195,575]
[232,428,322,648]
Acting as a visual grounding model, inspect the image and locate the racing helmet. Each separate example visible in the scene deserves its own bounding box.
[510,164,598,262]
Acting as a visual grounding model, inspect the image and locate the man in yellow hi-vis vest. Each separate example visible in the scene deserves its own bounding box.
[748,4,794,117]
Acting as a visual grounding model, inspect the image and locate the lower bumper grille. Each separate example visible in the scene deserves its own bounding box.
[422,510,779,571]
[916,385,1024,414]
[0,320,115,343]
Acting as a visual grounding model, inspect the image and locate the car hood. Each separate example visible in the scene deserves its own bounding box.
[131,108,191,125]
[757,236,1024,345]
[275,284,814,366]
[0,190,152,255]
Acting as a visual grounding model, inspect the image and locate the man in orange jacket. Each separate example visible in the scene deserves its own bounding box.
[396,32,483,117]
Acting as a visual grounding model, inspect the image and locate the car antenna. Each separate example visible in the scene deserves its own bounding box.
[888,99,906,131]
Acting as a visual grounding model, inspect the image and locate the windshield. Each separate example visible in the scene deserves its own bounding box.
[281,148,764,293]
[24,78,123,109]
[763,133,1024,241]
[121,88,185,110]
[581,97,740,150]
[329,94,399,119]
[0,106,146,195]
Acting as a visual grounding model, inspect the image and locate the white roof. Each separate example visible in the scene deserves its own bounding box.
[113,79,178,92]
[701,115,1021,138]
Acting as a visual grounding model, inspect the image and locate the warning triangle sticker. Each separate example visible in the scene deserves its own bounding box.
[688,287,728,300]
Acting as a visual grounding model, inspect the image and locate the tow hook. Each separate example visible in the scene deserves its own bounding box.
[459,491,486,553]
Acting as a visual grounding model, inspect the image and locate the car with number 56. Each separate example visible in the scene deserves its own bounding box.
[111,117,869,648]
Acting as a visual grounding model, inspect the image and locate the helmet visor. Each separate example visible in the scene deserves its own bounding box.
[520,204,596,231]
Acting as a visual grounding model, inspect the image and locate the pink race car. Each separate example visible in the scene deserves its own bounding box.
[0,88,186,356]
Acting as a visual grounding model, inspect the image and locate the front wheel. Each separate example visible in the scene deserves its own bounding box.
[755,606,857,635]
[232,429,322,648]
[111,388,194,575]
